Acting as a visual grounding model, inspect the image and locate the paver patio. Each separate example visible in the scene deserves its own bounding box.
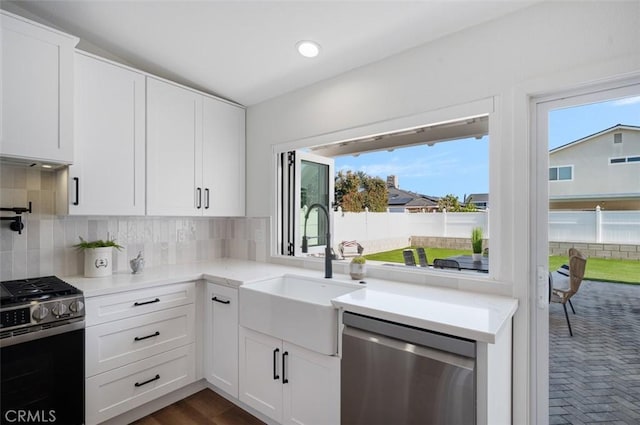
[549,280,640,424]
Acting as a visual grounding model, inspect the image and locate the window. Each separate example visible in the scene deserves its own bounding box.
[549,165,572,181]
[610,155,640,164]
[277,113,491,270]
[613,132,622,143]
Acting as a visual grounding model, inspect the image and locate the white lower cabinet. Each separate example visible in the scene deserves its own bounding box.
[86,344,195,425]
[204,282,239,398]
[84,282,196,425]
[239,326,340,425]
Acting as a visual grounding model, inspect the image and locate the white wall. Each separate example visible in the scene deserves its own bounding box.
[246,2,640,423]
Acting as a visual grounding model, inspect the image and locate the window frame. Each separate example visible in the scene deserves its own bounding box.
[271,97,502,282]
[548,164,573,181]
[609,155,640,164]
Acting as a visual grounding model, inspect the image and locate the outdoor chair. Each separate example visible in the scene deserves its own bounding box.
[549,248,587,336]
[432,258,461,270]
[416,247,428,267]
[402,249,417,266]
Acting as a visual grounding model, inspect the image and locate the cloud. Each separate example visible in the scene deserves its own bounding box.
[612,96,640,106]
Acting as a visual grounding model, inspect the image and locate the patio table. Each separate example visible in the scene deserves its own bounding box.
[444,255,489,273]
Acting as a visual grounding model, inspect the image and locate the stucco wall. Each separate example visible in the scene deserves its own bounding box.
[549,128,640,198]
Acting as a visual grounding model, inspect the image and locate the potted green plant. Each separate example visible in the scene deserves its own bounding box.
[349,255,367,280]
[74,237,123,277]
[471,227,483,261]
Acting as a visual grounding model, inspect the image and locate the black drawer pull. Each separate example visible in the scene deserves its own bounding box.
[134,374,160,388]
[273,348,280,380]
[133,298,160,307]
[196,187,202,209]
[282,351,289,384]
[134,331,160,342]
[205,188,210,209]
[73,177,79,205]
[212,296,230,304]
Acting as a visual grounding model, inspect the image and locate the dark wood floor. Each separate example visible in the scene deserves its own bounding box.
[130,389,265,425]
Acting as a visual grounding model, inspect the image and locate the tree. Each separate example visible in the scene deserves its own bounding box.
[335,170,388,212]
[437,194,477,212]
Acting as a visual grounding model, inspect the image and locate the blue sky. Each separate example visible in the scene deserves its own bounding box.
[335,95,640,200]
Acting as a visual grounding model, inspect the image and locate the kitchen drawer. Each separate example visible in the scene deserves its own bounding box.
[86,305,195,377]
[85,344,196,425]
[86,281,195,326]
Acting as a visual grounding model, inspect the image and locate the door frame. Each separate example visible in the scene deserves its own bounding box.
[530,78,640,425]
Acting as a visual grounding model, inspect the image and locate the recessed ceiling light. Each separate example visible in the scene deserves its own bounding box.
[296,40,320,58]
[41,164,53,169]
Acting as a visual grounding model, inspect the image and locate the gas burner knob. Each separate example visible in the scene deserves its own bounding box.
[69,300,84,313]
[52,302,69,316]
[32,305,49,321]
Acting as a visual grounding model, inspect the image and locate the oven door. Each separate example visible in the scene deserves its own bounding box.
[1,324,85,425]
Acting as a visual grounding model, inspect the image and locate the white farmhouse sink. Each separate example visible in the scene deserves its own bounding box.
[239,274,363,355]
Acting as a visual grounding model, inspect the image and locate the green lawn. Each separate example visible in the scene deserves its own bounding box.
[366,247,640,284]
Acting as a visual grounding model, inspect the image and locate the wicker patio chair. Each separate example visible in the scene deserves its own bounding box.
[550,248,587,336]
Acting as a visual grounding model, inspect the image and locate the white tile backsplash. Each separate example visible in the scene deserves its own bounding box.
[0,165,269,280]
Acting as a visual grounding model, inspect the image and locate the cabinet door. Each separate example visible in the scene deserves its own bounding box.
[0,11,77,163]
[69,53,145,215]
[205,283,239,397]
[202,97,246,216]
[147,77,202,216]
[282,342,340,425]
[239,327,283,423]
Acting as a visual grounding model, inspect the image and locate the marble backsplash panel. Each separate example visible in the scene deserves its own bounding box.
[0,165,268,280]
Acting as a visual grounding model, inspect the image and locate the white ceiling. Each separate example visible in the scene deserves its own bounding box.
[6,1,538,106]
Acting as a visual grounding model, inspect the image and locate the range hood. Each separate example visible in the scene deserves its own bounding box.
[0,155,69,170]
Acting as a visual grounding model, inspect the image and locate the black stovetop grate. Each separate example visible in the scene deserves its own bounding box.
[0,276,81,306]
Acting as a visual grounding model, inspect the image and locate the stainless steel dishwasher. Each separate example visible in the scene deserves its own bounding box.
[341,312,476,425]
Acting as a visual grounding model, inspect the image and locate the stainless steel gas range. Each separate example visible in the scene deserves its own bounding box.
[0,276,85,425]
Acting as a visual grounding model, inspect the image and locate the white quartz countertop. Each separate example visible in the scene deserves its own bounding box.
[65,259,298,297]
[64,259,517,344]
[331,280,518,343]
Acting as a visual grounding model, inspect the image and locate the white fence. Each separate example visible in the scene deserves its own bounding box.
[333,209,640,247]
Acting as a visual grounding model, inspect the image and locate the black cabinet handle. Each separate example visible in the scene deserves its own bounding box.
[133,298,160,307]
[205,188,210,209]
[196,187,202,209]
[212,296,230,304]
[282,351,289,384]
[134,374,160,387]
[134,331,160,342]
[73,177,79,205]
[273,348,280,380]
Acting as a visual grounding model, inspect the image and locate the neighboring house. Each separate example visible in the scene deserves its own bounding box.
[549,124,640,210]
[386,175,439,213]
[464,193,489,210]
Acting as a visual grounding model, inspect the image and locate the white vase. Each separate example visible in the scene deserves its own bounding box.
[84,247,113,277]
[472,253,482,261]
[350,263,366,280]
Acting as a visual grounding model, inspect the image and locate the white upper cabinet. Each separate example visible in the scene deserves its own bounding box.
[202,97,245,217]
[147,77,245,217]
[0,11,78,163]
[67,53,145,215]
[146,77,203,216]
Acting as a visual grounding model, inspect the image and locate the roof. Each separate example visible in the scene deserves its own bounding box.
[465,193,489,204]
[549,124,640,155]
[387,186,439,208]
